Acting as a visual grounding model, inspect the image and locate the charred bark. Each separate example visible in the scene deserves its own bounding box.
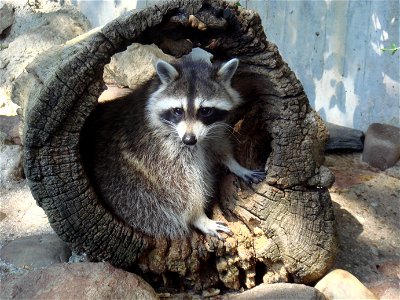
[21,0,336,292]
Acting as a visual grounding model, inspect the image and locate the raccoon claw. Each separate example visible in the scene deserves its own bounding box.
[215,221,233,235]
[194,216,232,240]
[242,170,266,185]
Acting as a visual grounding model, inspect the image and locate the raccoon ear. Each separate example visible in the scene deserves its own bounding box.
[156,60,179,84]
[217,58,239,83]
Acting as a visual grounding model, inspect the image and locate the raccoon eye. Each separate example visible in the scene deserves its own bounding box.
[199,107,214,117]
[172,107,184,116]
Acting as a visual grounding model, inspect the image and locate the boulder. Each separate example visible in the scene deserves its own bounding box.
[0,3,15,34]
[0,234,71,269]
[0,116,21,145]
[0,262,158,300]
[0,144,23,186]
[228,283,325,300]
[315,269,378,299]
[362,123,400,170]
[325,122,364,151]
[0,3,91,117]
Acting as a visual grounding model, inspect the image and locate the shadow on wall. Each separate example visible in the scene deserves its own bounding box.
[72,0,399,131]
[73,0,138,28]
[246,0,399,131]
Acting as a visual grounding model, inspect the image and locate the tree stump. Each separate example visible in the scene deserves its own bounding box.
[20,0,337,292]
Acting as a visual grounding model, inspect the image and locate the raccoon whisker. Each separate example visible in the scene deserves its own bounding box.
[213,123,243,142]
[204,122,241,143]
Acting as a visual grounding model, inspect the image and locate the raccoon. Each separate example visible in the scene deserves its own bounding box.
[81,51,265,239]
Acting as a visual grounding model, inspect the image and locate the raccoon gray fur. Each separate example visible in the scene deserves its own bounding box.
[80,52,265,239]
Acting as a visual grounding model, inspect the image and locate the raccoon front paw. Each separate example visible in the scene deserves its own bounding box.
[240,170,266,185]
[193,215,232,239]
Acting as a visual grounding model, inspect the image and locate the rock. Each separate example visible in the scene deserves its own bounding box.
[0,144,23,186]
[0,262,158,300]
[0,115,20,145]
[315,269,378,299]
[0,3,91,117]
[104,43,173,88]
[325,122,364,151]
[0,234,71,269]
[362,123,400,170]
[98,85,133,103]
[227,283,325,299]
[307,165,335,188]
[0,3,15,35]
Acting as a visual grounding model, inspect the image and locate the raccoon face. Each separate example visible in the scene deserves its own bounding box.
[147,58,241,147]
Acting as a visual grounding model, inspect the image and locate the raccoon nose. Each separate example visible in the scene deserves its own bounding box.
[182,133,197,145]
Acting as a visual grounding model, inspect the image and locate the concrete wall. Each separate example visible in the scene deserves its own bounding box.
[76,0,399,131]
[243,0,399,131]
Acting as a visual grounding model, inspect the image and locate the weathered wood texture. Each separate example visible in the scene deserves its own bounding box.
[22,0,336,292]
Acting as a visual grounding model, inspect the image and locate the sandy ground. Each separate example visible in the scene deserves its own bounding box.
[325,153,400,288]
[0,150,399,295]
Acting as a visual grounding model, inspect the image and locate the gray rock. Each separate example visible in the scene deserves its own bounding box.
[0,4,91,118]
[0,116,20,145]
[307,165,335,188]
[0,144,23,187]
[0,3,15,34]
[362,123,400,170]
[0,262,158,300]
[325,122,364,151]
[227,283,325,300]
[0,234,71,269]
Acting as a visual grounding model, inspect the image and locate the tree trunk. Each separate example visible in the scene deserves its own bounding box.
[21,0,337,292]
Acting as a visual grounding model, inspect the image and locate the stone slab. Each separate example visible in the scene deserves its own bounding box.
[325,122,364,151]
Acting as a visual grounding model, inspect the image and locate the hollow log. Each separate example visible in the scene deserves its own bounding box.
[20,0,337,292]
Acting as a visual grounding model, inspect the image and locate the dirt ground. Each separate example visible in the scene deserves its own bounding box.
[0,151,399,296]
[325,153,400,296]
